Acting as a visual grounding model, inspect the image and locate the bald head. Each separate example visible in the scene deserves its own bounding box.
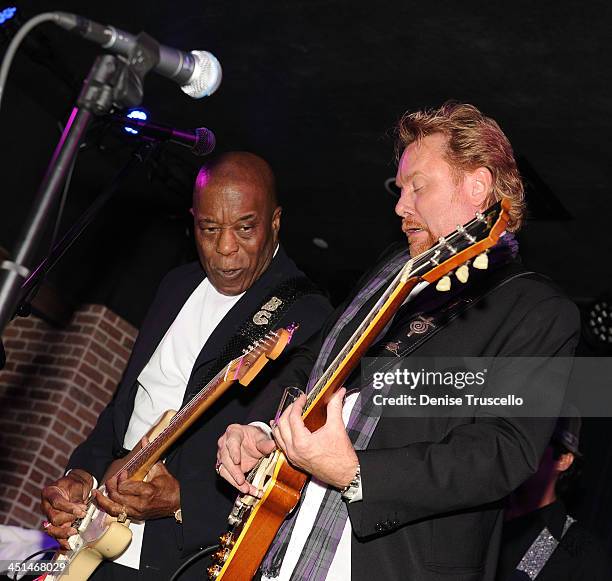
[194,151,277,211]
[191,152,282,295]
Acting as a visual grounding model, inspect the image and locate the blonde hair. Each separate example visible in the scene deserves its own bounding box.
[396,101,525,231]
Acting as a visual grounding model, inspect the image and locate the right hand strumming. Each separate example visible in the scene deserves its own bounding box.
[40,469,94,550]
[216,424,277,497]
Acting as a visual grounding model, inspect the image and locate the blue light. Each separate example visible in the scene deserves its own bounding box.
[123,108,148,135]
[0,7,17,25]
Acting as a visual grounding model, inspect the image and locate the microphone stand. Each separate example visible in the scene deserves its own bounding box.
[0,33,161,334]
[17,140,160,318]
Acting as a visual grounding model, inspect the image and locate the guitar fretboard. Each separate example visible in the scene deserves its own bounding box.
[112,330,283,480]
[302,203,501,416]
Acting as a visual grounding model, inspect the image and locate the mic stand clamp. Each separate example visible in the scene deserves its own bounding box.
[0,33,161,334]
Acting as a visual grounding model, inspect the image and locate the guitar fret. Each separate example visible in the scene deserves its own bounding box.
[118,327,288,478]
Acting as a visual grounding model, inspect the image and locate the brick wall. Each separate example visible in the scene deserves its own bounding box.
[0,305,137,528]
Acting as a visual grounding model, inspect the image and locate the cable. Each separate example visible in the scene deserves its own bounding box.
[0,12,59,114]
[168,544,220,581]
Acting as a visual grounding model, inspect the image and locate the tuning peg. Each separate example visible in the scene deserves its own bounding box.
[456,264,469,283]
[436,275,452,292]
[473,252,489,270]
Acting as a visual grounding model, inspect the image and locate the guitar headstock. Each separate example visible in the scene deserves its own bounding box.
[226,324,298,386]
[402,199,510,291]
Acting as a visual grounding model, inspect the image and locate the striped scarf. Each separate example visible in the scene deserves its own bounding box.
[261,247,410,580]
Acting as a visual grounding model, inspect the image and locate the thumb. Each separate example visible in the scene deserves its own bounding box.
[148,462,168,479]
[326,387,346,425]
[255,437,277,456]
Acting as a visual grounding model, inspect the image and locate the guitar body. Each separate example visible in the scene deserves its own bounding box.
[40,326,296,581]
[212,452,308,580]
[43,519,133,581]
[210,202,511,579]
[41,411,177,581]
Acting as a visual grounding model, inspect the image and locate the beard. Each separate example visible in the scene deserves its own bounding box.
[408,233,436,257]
[402,219,436,258]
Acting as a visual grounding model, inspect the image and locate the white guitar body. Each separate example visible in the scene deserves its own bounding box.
[39,325,296,581]
[42,411,178,581]
[43,501,132,580]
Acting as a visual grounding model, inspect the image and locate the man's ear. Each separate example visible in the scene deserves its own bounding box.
[555,452,575,473]
[272,206,282,235]
[468,166,493,209]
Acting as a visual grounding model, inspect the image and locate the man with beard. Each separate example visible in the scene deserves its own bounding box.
[40,152,333,579]
[217,103,580,581]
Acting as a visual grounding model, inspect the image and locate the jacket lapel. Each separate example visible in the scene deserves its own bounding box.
[181,246,298,404]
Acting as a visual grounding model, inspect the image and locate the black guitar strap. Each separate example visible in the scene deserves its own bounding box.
[184,276,324,403]
[371,265,538,361]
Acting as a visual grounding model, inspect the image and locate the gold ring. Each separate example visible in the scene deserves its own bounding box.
[117,507,128,523]
[215,461,222,475]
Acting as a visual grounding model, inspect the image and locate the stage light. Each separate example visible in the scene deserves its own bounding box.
[123,108,149,135]
[0,7,17,25]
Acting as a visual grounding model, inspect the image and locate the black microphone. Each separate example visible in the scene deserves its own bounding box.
[110,116,216,156]
[51,12,222,99]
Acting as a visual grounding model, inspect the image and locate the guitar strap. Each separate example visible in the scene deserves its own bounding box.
[264,261,539,581]
[115,276,323,461]
[183,275,324,405]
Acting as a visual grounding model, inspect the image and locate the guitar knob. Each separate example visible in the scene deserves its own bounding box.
[207,564,222,579]
[219,532,235,547]
[473,252,489,270]
[435,276,452,292]
[456,264,469,283]
[214,548,230,563]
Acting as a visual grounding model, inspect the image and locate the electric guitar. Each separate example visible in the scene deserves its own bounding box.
[208,200,511,580]
[39,324,297,581]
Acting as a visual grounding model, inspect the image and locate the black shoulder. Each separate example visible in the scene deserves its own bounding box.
[159,261,204,286]
[489,267,580,326]
[559,522,611,563]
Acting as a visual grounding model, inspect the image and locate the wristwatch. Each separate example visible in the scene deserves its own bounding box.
[340,464,361,502]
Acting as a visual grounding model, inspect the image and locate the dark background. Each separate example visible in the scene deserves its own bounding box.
[1,0,611,561]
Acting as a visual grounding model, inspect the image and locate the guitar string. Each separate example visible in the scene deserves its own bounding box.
[78,332,280,517]
[240,204,501,493]
[118,332,280,478]
[302,203,500,412]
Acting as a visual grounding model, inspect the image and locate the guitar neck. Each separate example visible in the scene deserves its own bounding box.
[113,326,294,483]
[301,270,420,432]
[119,368,236,482]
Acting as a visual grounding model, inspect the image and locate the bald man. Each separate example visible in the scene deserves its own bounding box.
[40,152,333,580]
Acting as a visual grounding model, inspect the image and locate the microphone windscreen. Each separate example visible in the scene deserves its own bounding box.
[193,127,216,156]
[181,51,222,99]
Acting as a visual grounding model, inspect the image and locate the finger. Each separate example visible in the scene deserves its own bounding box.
[272,422,289,455]
[225,429,244,465]
[116,479,151,498]
[45,523,78,541]
[48,508,79,528]
[275,404,296,452]
[105,473,118,494]
[218,464,260,498]
[93,489,125,517]
[287,394,310,440]
[58,539,72,551]
[147,461,169,479]
[325,387,347,427]
[44,488,86,517]
[255,437,277,456]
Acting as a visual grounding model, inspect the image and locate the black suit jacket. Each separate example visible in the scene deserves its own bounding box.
[67,246,333,580]
[250,258,580,581]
